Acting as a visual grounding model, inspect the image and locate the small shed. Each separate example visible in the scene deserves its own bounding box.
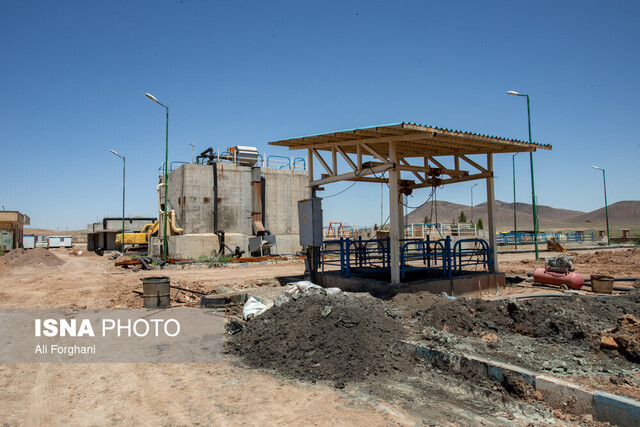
[23,235,36,249]
[48,236,73,248]
[0,211,30,250]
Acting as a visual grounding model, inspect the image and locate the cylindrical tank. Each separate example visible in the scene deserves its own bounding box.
[533,268,584,290]
[141,276,171,308]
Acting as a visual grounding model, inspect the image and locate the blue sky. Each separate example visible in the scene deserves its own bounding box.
[1,1,638,230]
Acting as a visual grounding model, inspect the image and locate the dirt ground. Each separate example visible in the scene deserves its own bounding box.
[1,246,638,425]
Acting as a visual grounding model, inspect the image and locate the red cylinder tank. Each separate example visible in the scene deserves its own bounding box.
[533,268,584,290]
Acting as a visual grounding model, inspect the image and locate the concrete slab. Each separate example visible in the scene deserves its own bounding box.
[593,391,640,426]
[536,375,593,415]
[318,271,505,298]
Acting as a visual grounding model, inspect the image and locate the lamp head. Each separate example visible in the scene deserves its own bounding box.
[145,93,159,103]
[592,165,601,170]
[507,91,520,96]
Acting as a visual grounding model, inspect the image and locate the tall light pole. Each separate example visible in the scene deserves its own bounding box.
[507,90,539,260]
[592,166,610,246]
[110,150,126,254]
[470,183,478,223]
[512,153,518,249]
[146,92,169,264]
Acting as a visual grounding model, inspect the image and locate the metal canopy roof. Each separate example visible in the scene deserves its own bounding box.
[269,122,552,157]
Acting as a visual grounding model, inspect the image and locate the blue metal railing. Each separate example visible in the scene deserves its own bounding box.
[320,235,491,281]
[452,238,491,274]
[399,236,449,280]
[266,155,291,169]
[497,231,596,246]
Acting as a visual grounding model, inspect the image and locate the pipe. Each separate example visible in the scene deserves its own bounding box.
[213,161,218,232]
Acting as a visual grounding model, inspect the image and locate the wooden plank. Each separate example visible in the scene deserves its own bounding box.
[459,155,487,173]
[412,172,492,189]
[337,146,357,171]
[310,163,393,186]
[388,141,401,284]
[361,143,389,163]
[312,149,333,176]
[486,153,498,272]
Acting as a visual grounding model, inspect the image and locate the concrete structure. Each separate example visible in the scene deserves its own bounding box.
[0,211,30,250]
[152,163,308,259]
[87,217,156,251]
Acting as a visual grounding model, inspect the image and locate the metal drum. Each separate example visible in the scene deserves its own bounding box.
[141,276,170,308]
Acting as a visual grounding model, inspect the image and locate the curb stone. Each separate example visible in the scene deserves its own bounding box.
[402,341,640,426]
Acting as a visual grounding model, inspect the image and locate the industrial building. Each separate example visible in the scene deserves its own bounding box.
[87,217,157,251]
[150,147,308,259]
[0,211,30,251]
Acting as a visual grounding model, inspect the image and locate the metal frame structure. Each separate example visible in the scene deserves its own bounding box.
[270,122,552,284]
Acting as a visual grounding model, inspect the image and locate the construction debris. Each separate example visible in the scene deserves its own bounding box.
[546,237,566,252]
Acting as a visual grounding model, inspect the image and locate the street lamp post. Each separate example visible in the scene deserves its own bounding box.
[470,182,478,223]
[110,150,126,254]
[592,166,610,246]
[507,90,540,260]
[146,92,170,264]
[512,153,518,249]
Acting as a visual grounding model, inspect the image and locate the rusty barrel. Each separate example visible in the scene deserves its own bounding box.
[141,276,170,308]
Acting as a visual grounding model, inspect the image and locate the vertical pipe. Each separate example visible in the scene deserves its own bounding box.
[121,156,125,254]
[513,153,518,249]
[163,106,169,264]
[602,169,610,246]
[526,95,539,260]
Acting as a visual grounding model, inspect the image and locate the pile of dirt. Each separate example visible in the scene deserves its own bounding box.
[600,314,640,362]
[229,292,411,384]
[3,248,65,267]
[400,292,640,345]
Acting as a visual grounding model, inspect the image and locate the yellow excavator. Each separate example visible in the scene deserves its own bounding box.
[116,183,184,247]
[115,211,183,247]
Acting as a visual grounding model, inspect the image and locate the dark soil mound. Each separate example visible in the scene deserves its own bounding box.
[229,293,411,384]
[3,248,64,267]
[409,293,640,344]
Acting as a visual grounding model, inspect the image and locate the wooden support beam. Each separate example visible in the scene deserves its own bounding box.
[428,156,445,169]
[389,141,401,284]
[332,147,337,175]
[357,144,362,169]
[486,153,498,272]
[345,177,388,183]
[361,143,389,163]
[337,146,357,171]
[399,158,426,183]
[308,148,314,196]
[286,132,428,151]
[312,148,333,176]
[310,163,393,187]
[459,155,487,173]
[412,171,492,189]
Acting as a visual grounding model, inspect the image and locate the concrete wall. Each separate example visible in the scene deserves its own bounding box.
[163,163,308,258]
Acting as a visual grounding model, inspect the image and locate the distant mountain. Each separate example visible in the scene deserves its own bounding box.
[405,200,640,235]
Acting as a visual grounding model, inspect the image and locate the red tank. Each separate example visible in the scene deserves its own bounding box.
[533,268,584,290]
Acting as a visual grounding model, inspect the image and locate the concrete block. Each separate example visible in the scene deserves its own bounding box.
[593,391,640,426]
[535,375,593,415]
